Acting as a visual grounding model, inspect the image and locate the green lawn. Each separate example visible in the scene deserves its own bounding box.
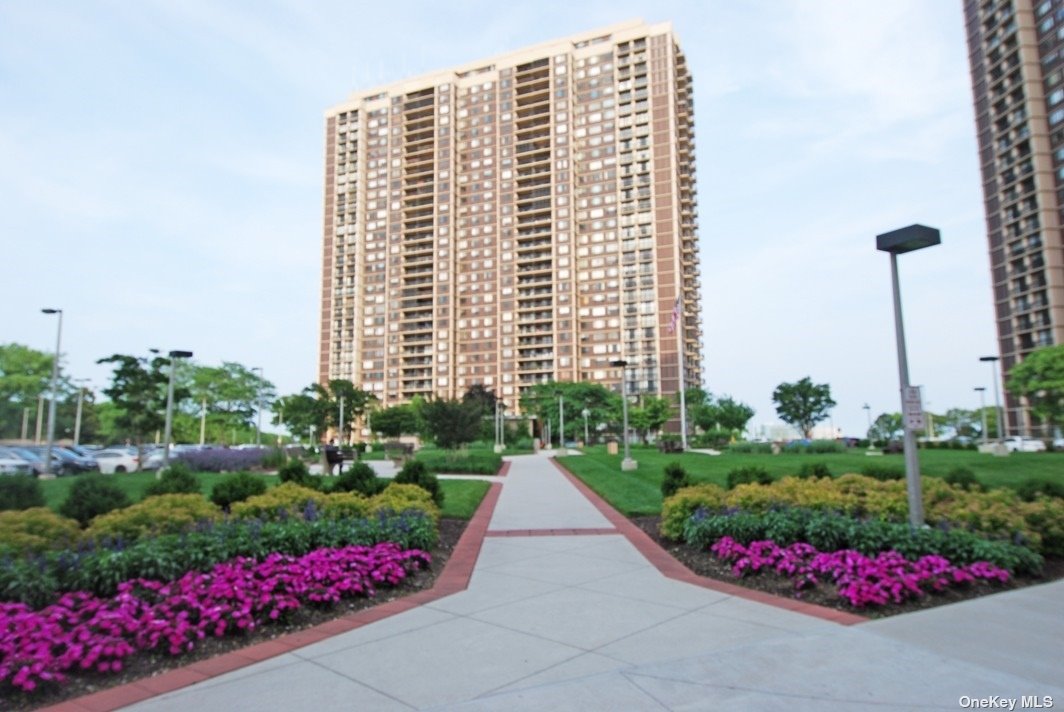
[39,470,489,520]
[558,446,1064,517]
[438,479,491,519]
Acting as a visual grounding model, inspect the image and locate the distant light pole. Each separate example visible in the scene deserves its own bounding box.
[21,407,30,441]
[41,308,63,478]
[582,407,590,446]
[494,399,506,453]
[252,367,263,447]
[35,394,45,443]
[863,403,874,450]
[877,224,940,529]
[162,349,193,471]
[73,379,90,446]
[975,387,988,446]
[980,355,1008,443]
[338,395,345,446]
[611,359,637,471]
[556,392,566,456]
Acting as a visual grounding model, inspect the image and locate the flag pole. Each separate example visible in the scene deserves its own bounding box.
[673,295,689,451]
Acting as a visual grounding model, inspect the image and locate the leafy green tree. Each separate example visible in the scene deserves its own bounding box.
[1008,344,1064,434]
[420,398,482,449]
[96,354,176,454]
[372,404,421,439]
[869,412,903,442]
[691,392,755,437]
[772,377,836,438]
[0,343,74,439]
[941,408,979,440]
[182,362,276,444]
[629,395,674,441]
[519,381,619,442]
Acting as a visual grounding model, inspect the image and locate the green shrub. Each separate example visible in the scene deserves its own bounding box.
[395,459,444,506]
[0,508,81,555]
[1014,478,1064,502]
[0,475,45,511]
[320,492,372,519]
[261,448,287,469]
[943,467,980,492]
[331,462,385,496]
[682,508,1044,576]
[415,450,502,475]
[795,462,832,480]
[210,472,269,510]
[661,462,691,499]
[725,441,773,454]
[231,482,327,521]
[806,439,845,454]
[371,482,440,524]
[59,475,131,526]
[726,466,772,490]
[861,463,904,481]
[278,458,318,489]
[143,461,201,498]
[87,494,222,542]
[660,484,727,540]
[0,511,438,607]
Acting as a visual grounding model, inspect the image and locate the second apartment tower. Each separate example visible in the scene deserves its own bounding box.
[320,20,702,409]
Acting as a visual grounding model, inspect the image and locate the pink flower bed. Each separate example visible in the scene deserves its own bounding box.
[709,537,1010,609]
[0,542,430,693]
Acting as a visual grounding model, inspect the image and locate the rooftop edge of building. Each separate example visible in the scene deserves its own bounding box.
[325,18,677,117]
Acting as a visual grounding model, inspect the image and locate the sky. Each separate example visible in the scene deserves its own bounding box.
[0,0,997,438]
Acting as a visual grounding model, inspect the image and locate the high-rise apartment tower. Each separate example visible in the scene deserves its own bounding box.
[964,0,1064,434]
[320,20,702,412]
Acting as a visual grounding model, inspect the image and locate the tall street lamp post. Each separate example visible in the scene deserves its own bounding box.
[980,355,1008,445]
[611,359,637,471]
[862,403,875,453]
[582,407,590,446]
[975,387,989,446]
[556,392,566,456]
[162,350,193,472]
[876,224,940,529]
[73,379,90,446]
[252,367,263,447]
[41,308,63,478]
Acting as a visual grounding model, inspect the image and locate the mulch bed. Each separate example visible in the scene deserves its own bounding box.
[2,518,469,712]
[629,516,1064,619]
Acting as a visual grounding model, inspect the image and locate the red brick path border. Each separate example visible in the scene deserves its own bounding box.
[42,483,504,712]
[549,458,868,626]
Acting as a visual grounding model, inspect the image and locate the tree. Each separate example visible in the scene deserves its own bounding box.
[869,412,903,442]
[0,343,74,439]
[941,408,979,440]
[519,381,619,442]
[628,396,673,441]
[96,354,180,453]
[372,404,421,439]
[771,377,836,438]
[420,398,482,449]
[1008,344,1064,434]
[183,362,276,443]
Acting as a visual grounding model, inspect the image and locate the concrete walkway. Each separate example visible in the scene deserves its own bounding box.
[66,453,1064,710]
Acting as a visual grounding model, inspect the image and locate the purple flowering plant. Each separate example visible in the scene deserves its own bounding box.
[0,542,430,694]
[709,536,1010,609]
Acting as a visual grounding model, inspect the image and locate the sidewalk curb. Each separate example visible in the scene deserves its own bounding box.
[43,483,504,712]
[550,458,867,626]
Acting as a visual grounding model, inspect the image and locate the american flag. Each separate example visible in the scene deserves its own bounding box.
[668,296,681,334]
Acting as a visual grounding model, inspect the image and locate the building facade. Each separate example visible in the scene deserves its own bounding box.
[964,0,1064,434]
[319,21,702,413]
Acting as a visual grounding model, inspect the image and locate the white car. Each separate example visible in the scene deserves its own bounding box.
[93,449,140,474]
[0,453,34,476]
[1003,437,1047,453]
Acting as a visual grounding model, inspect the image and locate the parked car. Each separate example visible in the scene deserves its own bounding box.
[0,447,34,476]
[93,448,140,474]
[53,446,100,472]
[1053,437,1064,452]
[11,446,68,475]
[1003,436,1046,453]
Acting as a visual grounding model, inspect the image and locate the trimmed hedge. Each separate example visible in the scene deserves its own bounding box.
[0,508,81,555]
[683,508,1044,576]
[59,475,131,526]
[415,450,502,475]
[0,475,45,512]
[86,494,222,543]
[660,475,1064,555]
